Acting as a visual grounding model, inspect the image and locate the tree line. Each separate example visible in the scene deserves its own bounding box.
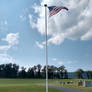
[0,63,68,79]
[0,63,92,79]
[75,69,92,79]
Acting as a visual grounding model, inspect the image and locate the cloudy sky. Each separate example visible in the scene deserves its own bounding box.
[0,0,92,72]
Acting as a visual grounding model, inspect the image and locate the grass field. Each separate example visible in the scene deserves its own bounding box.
[0,79,92,92]
[0,79,64,92]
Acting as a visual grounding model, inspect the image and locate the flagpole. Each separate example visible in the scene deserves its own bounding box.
[44,4,48,92]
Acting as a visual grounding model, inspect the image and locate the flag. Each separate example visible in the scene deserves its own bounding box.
[48,6,68,17]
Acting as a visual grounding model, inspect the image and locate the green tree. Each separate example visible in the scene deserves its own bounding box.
[33,66,37,78]
[18,67,26,78]
[0,64,5,78]
[75,69,84,79]
[42,66,46,78]
[86,71,92,79]
[37,64,42,78]
[64,69,68,79]
[12,64,19,78]
[58,65,65,79]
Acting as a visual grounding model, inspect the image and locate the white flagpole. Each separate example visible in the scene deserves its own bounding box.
[44,4,48,92]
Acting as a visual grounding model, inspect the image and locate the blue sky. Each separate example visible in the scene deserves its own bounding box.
[0,0,92,72]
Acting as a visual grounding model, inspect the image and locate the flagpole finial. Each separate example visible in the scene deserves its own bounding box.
[44,4,47,7]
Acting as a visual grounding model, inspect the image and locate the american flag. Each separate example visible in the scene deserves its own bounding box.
[48,6,68,17]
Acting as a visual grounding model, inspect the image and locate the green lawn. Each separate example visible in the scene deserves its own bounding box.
[0,79,92,92]
[49,79,92,92]
[0,79,64,92]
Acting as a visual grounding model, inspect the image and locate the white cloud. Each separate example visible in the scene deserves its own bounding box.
[29,15,37,28]
[29,0,92,48]
[81,29,92,40]
[52,58,57,61]
[58,61,64,65]
[0,54,15,63]
[2,33,19,46]
[35,41,44,49]
[48,33,65,45]
[0,45,11,51]
[58,60,73,65]
[52,58,74,65]
[0,33,19,63]
[19,15,26,21]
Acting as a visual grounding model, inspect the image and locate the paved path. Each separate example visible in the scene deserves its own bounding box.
[49,85,88,92]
